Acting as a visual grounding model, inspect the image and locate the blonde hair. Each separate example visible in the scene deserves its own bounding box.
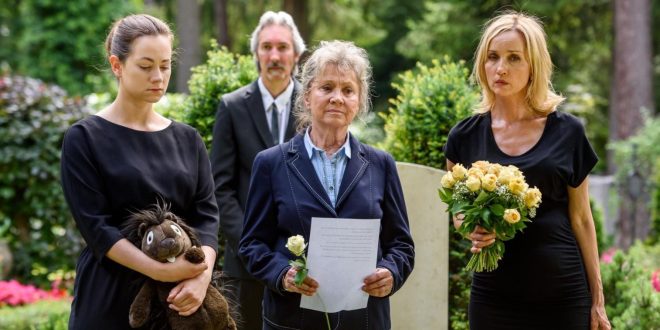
[294,40,372,132]
[472,11,564,114]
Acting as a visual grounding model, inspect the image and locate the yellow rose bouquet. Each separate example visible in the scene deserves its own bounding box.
[438,161,542,272]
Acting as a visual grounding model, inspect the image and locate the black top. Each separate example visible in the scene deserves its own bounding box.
[444,110,596,306]
[61,115,219,329]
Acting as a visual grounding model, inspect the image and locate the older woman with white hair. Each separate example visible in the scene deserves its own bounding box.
[239,40,415,330]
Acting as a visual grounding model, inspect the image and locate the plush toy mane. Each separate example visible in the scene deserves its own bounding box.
[121,201,201,249]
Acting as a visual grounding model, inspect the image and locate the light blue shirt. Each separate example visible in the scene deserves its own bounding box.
[303,128,352,207]
[258,77,294,144]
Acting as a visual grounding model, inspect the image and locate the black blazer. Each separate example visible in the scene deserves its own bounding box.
[239,134,415,329]
[210,80,300,278]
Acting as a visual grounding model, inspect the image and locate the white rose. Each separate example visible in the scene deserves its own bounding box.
[286,235,306,256]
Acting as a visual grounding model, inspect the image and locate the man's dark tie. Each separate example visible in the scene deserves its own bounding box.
[270,103,279,145]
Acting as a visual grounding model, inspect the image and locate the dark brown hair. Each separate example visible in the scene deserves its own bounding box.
[104,14,173,63]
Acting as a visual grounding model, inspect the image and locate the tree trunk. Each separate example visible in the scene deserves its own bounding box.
[14,214,29,243]
[610,0,654,248]
[214,0,231,48]
[283,0,310,47]
[175,0,202,94]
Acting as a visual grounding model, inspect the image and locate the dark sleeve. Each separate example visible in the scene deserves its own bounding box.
[191,132,220,251]
[60,125,123,262]
[209,97,244,252]
[568,122,598,188]
[238,151,290,293]
[377,152,415,296]
[443,123,463,165]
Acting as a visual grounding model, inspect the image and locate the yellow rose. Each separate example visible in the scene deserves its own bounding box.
[524,187,542,208]
[441,172,456,188]
[503,209,521,224]
[508,177,527,196]
[451,164,468,180]
[497,168,515,185]
[481,173,498,191]
[487,163,502,176]
[509,166,524,180]
[286,235,307,256]
[465,175,481,192]
[467,167,485,179]
[472,161,491,172]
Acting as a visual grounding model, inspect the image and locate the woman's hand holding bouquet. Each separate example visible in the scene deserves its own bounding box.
[439,161,541,272]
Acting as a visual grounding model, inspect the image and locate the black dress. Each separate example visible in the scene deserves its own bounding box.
[444,111,597,330]
[60,115,219,329]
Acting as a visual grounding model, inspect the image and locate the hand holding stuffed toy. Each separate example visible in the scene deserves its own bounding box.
[121,201,237,330]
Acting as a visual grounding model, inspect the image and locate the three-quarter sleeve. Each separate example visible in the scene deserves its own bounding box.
[377,153,415,295]
[191,132,220,251]
[60,125,122,262]
[568,122,598,188]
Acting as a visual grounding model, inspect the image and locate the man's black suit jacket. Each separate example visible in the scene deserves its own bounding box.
[210,80,300,279]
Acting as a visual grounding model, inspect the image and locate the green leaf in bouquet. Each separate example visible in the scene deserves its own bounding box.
[481,208,491,225]
[450,202,468,214]
[489,204,505,216]
[438,187,453,203]
[294,268,308,286]
[458,220,477,237]
[474,191,491,204]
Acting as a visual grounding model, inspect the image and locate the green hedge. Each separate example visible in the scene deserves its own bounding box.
[601,242,660,329]
[379,56,478,169]
[0,75,89,286]
[183,41,258,149]
[0,300,70,330]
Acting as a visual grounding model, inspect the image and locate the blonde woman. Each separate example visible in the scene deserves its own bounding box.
[445,12,610,329]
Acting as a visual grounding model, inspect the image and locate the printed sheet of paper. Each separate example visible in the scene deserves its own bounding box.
[300,217,380,313]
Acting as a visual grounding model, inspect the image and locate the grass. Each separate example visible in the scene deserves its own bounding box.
[0,299,70,330]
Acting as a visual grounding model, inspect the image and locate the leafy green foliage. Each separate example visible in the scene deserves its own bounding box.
[0,0,138,96]
[609,111,660,242]
[0,75,89,286]
[155,93,188,123]
[184,42,258,148]
[650,162,660,245]
[0,299,70,330]
[379,57,478,169]
[600,243,660,329]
